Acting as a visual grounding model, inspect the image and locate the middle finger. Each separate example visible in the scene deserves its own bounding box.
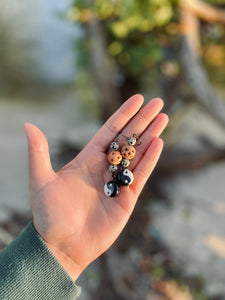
[121,97,164,139]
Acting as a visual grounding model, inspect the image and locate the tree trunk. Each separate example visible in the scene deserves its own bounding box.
[86,18,121,121]
[179,0,225,127]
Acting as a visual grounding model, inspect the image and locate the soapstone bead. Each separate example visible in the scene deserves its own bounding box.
[107,151,122,165]
[121,145,136,160]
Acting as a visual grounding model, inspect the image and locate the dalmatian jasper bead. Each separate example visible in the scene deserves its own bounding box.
[104,181,120,197]
[108,151,122,165]
[117,169,134,186]
[121,159,130,168]
[121,145,136,160]
[128,136,136,146]
[109,164,118,173]
[110,141,119,151]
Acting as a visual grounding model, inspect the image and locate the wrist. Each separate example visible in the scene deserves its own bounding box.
[45,242,83,282]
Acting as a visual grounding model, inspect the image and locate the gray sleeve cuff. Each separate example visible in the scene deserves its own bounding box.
[0,221,81,300]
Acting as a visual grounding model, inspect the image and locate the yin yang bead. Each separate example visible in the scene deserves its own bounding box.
[121,145,136,160]
[110,141,119,151]
[121,158,130,168]
[107,151,122,165]
[117,169,134,186]
[109,164,118,173]
[128,136,136,146]
[104,181,120,197]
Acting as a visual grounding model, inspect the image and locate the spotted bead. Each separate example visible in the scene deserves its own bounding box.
[107,151,122,165]
[121,159,130,168]
[110,141,119,151]
[128,136,136,146]
[117,169,134,186]
[121,145,136,160]
[109,164,118,173]
[104,181,120,197]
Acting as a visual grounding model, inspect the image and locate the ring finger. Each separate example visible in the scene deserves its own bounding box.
[128,112,169,171]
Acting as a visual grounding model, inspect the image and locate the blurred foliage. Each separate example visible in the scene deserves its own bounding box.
[205,0,225,5]
[201,22,225,92]
[75,70,101,119]
[68,0,225,96]
[69,0,179,84]
[202,24,225,66]
[70,0,176,33]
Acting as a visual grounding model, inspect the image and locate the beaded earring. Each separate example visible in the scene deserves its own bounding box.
[117,134,138,187]
[104,134,140,198]
[104,137,121,197]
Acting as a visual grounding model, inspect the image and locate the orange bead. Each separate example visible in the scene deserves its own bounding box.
[107,151,122,165]
[121,145,136,160]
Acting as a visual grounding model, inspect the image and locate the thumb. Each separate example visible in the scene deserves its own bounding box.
[24,123,55,192]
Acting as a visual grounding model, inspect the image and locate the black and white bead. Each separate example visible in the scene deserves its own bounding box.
[109,164,118,173]
[117,169,134,186]
[110,141,119,151]
[104,181,120,197]
[128,136,136,146]
[105,135,139,197]
[121,159,130,168]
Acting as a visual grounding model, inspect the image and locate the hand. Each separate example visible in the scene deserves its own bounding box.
[24,94,168,281]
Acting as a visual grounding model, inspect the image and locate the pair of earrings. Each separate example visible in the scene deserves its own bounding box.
[104,134,140,197]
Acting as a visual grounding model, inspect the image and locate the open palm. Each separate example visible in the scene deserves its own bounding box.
[24,94,168,281]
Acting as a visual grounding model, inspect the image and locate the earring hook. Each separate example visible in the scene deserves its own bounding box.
[114,133,141,145]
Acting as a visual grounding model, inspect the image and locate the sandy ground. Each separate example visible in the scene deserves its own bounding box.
[151,106,225,297]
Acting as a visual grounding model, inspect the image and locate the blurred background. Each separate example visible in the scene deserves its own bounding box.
[0,0,225,299]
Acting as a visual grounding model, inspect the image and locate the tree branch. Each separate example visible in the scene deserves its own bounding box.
[181,0,225,25]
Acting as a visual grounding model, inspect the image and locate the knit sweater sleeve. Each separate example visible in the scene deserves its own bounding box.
[0,222,81,300]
